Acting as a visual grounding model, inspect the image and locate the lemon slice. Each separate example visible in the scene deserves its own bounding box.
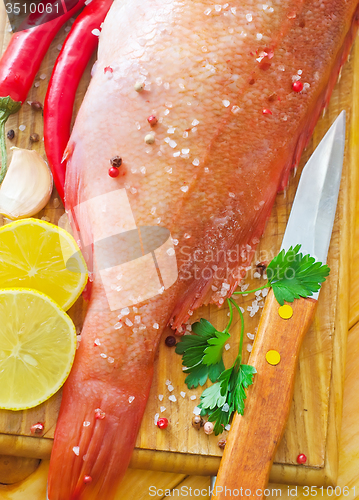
[0,218,87,311]
[0,289,77,410]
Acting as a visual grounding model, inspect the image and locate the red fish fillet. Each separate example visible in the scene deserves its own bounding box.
[48,1,359,498]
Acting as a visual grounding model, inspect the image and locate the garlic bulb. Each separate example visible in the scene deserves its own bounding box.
[0,148,53,219]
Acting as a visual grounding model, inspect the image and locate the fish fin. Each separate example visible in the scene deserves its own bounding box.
[48,372,149,500]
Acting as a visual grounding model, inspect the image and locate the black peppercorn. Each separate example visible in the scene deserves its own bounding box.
[30,133,40,143]
[165,335,176,347]
[110,156,122,168]
[7,129,15,140]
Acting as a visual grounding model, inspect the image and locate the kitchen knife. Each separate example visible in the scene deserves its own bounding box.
[211,110,346,500]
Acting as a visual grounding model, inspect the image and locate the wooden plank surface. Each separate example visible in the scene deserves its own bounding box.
[0,2,355,488]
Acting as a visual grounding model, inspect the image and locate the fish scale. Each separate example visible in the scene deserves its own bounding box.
[48,0,359,498]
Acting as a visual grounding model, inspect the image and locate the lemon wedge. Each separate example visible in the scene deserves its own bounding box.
[0,218,87,311]
[0,289,77,410]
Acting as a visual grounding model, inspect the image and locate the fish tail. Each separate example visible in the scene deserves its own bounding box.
[48,370,151,500]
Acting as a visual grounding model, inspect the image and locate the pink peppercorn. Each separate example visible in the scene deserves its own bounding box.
[292,81,304,92]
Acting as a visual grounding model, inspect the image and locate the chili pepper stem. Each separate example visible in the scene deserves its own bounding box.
[0,96,22,183]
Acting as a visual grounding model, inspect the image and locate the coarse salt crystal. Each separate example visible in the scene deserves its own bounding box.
[204,7,211,15]
[168,385,174,392]
[225,343,230,350]
[94,338,101,346]
[56,44,62,51]
[262,288,269,297]
[19,125,26,131]
[225,424,231,431]
[173,152,180,157]
[125,318,133,327]
[183,131,189,138]
[34,82,40,88]
[222,100,230,107]
[222,283,230,290]
[193,407,201,415]
[247,332,255,340]
[190,395,197,400]
[166,380,171,386]
[72,446,80,456]
[192,158,200,166]
[167,127,175,134]
[247,344,253,352]
[169,395,177,402]
[140,166,146,174]
[158,394,164,401]
[169,140,177,148]
[256,33,263,40]
[246,13,252,21]
[215,4,221,11]
[91,28,101,36]
[182,148,190,154]
[167,248,175,256]
[121,307,130,316]
[160,406,166,412]
[114,322,122,330]
[64,26,71,32]
[154,413,160,425]
[83,421,90,427]
[180,391,186,398]
[253,272,261,279]
[192,119,199,126]
[222,403,230,412]
[39,73,47,80]
[100,353,107,359]
[181,186,189,193]
[128,396,135,403]
[153,323,159,329]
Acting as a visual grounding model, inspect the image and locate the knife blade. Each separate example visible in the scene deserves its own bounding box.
[211,111,346,500]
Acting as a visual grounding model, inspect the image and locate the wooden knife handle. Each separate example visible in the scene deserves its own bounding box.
[212,289,317,500]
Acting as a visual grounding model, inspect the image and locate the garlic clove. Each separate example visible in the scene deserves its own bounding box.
[0,147,53,219]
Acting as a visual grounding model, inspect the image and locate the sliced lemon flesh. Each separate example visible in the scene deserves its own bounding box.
[0,289,77,410]
[0,218,87,311]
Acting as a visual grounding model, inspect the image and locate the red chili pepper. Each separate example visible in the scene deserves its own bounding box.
[44,0,113,202]
[0,0,86,182]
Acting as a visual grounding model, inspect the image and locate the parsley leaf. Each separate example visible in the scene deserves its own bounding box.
[175,319,227,389]
[199,362,256,435]
[266,244,330,305]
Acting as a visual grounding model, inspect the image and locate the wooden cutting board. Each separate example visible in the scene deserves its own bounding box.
[0,4,356,487]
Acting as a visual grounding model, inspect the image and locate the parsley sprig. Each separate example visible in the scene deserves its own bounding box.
[198,299,256,435]
[233,245,330,305]
[176,245,330,434]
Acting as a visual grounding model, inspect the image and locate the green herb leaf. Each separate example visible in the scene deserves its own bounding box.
[233,364,257,415]
[199,362,256,435]
[203,330,230,366]
[175,319,227,389]
[266,244,330,305]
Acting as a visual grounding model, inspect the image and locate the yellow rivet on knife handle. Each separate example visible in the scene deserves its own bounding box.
[278,304,293,319]
[266,350,281,366]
